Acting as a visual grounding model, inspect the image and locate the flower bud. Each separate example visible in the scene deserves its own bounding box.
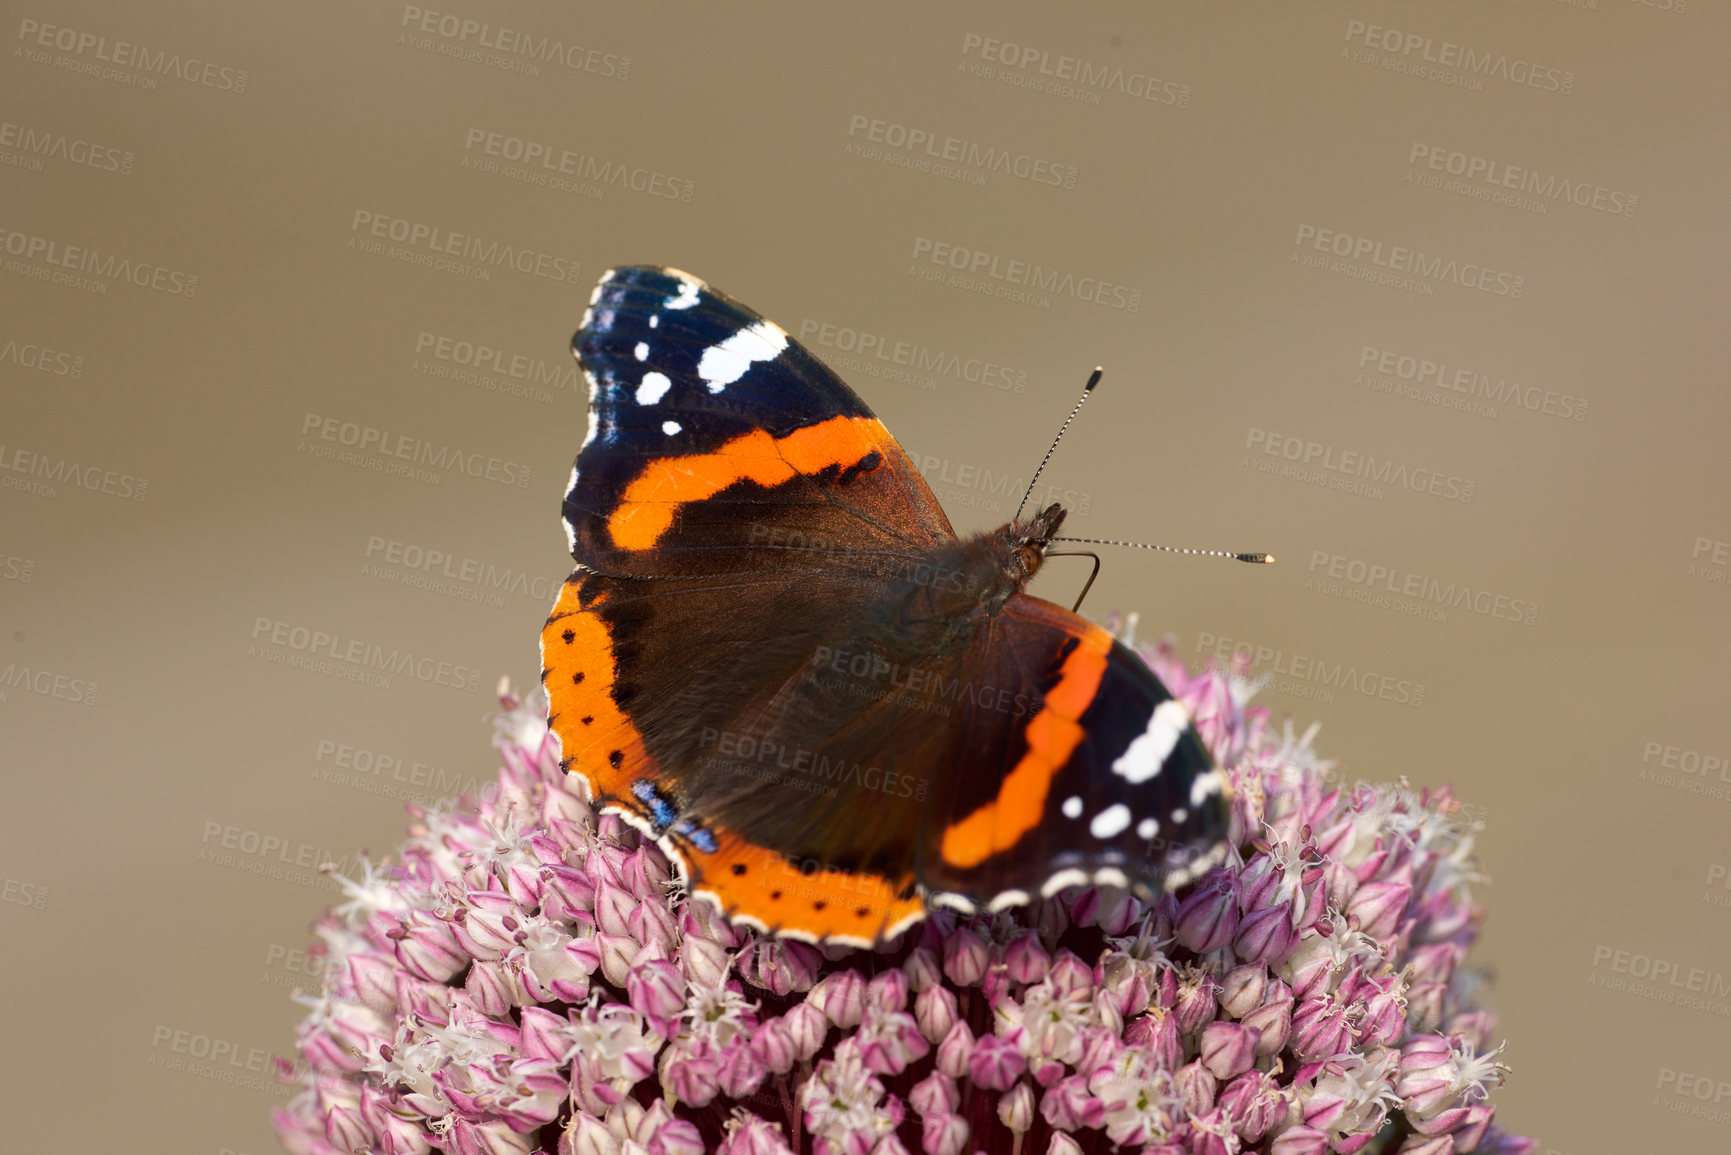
[647,1119,704,1155]
[1235,903,1301,967]
[997,1082,1036,1133]
[1392,1137,1454,1155]
[812,969,866,1029]
[716,1039,767,1099]
[919,1112,969,1155]
[1269,1125,1331,1155]
[1290,994,1353,1062]
[866,968,908,1013]
[874,1133,910,1155]
[782,999,828,1060]
[1199,1021,1260,1081]
[394,911,467,982]
[1447,1104,1493,1152]
[1346,881,1411,941]
[680,935,730,989]
[1040,1074,1106,1132]
[347,952,400,1014]
[592,879,637,938]
[1406,942,1461,986]
[563,1113,621,1155]
[465,960,516,1017]
[934,1020,975,1079]
[941,927,988,987]
[968,1033,1027,1090]
[1175,1059,1218,1115]
[627,959,686,1038]
[1003,931,1051,984]
[901,946,940,991]
[1174,969,1220,1035]
[909,1070,959,1118]
[1048,950,1094,997]
[595,932,637,989]
[749,1016,797,1075]
[717,1113,793,1155]
[914,984,958,1044]
[1219,964,1268,1019]
[661,1040,720,1108]
[1241,987,1293,1057]
[1358,984,1407,1050]
[1174,871,1240,954]
[324,1105,373,1152]
[1218,1068,1286,1143]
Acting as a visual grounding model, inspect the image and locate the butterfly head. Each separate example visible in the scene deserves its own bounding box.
[1001,502,1068,584]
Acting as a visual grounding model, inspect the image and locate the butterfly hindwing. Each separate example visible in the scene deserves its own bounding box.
[916,593,1230,908]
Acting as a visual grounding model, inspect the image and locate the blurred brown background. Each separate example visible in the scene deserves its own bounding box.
[3,2,1726,1152]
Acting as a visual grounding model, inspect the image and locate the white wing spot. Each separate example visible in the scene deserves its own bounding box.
[1061,795,1083,819]
[1111,699,1192,785]
[1172,808,1188,823]
[662,420,682,435]
[635,372,671,405]
[634,342,649,361]
[664,276,701,310]
[648,314,660,329]
[1190,771,1224,807]
[1090,803,1131,839]
[697,321,788,394]
[1137,818,1158,840]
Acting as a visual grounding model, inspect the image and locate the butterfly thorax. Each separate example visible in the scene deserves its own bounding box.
[887,503,1069,646]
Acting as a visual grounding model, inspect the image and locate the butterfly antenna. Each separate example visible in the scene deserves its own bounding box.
[1049,537,1275,566]
[1014,366,1102,522]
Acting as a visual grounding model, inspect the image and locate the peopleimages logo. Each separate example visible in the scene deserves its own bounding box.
[845,114,1078,189]
[298,412,533,488]
[1306,549,1538,626]
[462,128,694,201]
[1407,143,1638,219]
[1243,428,1475,504]
[1342,20,1574,94]
[249,616,483,692]
[362,535,560,607]
[0,333,85,377]
[349,210,582,284]
[0,662,97,705]
[958,32,1191,107]
[0,442,148,501]
[797,319,1027,394]
[0,226,198,296]
[16,18,249,92]
[1357,345,1587,422]
[910,236,1141,311]
[1293,225,1525,299]
[1194,631,1426,708]
[399,5,630,79]
[0,118,134,174]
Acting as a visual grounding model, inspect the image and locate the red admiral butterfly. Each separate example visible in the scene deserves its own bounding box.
[543,266,1235,948]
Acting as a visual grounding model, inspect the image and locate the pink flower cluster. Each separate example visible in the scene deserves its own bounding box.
[273,624,1532,1155]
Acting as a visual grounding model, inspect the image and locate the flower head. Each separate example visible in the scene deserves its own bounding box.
[274,630,1530,1154]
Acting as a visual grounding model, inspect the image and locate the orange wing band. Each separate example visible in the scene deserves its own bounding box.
[541,576,655,808]
[683,829,925,945]
[938,625,1112,869]
[606,415,891,550]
